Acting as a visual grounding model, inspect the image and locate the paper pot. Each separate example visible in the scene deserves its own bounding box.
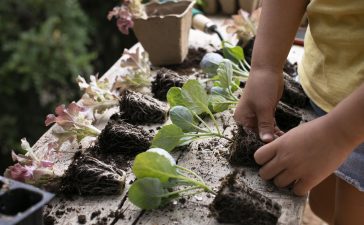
[202,0,218,14]
[133,1,195,66]
[239,0,260,13]
[219,0,238,15]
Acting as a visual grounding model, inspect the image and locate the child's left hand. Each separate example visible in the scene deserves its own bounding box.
[254,116,352,196]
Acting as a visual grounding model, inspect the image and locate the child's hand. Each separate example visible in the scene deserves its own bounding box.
[254,116,352,196]
[234,69,284,142]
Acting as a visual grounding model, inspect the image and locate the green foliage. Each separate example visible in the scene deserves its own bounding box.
[129,148,215,210]
[0,0,96,172]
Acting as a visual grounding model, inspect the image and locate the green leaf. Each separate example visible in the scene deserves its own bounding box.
[128,178,166,210]
[209,95,230,113]
[170,106,197,132]
[217,60,233,90]
[151,124,184,152]
[132,150,178,183]
[167,87,186,107]
[181,80,210,115]
[222,41,245,64]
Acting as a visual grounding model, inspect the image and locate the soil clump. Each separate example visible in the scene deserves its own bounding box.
[210,169,282,225]
[275,102,302,132]
[151,68,187,101]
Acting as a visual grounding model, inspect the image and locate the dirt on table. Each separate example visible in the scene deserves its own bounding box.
[60,152,126,196]
[276,101,302,132]
[151,68,187,101]
[210,169,282,225]
[98,118,152,155]
[118,90,168,125]
[165,47,207,75]
[229,126,264,168]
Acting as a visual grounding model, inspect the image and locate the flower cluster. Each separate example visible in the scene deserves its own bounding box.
[107,0,146,35]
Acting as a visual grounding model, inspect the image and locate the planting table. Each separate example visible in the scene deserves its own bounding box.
[36,29,312,225]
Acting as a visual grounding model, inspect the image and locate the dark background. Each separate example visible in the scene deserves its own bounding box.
[0,0,138,173]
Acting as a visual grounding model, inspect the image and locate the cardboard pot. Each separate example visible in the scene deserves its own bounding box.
[133,1,194,66]
[202,0,218,14]
[219,0,238,15]
[239,0,260,13]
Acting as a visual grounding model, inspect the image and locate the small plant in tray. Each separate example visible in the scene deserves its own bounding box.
[128,148,215,210]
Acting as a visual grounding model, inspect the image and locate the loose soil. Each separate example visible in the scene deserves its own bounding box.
[118,90,168,125]
[98,118,152,155]
[151,68,187,101]
[276,102,302,132]
[60,152,126,196]
[210,169,282,225]
[229,126,264,168]
[281,74,308,108]
[165,47,207,74]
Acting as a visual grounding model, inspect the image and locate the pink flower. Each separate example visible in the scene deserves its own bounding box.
[107,6,134,35]
[117,17,134,35]
[45,102,88,128]
[4,164,34,182]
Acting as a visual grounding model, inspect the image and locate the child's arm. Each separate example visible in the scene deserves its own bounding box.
[255,83,364,196]
[234,0,308,141]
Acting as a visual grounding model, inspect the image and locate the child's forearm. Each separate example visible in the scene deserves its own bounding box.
[323,83,364,151]
[251,0,308,73]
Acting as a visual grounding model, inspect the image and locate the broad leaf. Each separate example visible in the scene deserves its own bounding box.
[132,150,178,183]
[151,124,184,152]
[170,106,197,132]
[128,178,166,210]
[222,41,245,64]
[217,60,233,90]
[209,95,230,113]
[167,87,186,107]
[181,80,210,115]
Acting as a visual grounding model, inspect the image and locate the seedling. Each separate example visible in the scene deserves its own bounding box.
[113,46,151,93]
[77,75,120,114]
[151,80,233,151]
[45,102,101,150]
[128,148,215,210]
[3,138,59,191]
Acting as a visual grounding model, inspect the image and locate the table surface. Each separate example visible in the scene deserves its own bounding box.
[35,28,310,225]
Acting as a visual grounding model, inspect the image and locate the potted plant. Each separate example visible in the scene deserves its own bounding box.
[108,0,195,66]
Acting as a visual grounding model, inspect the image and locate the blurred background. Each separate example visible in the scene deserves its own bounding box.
[0,0,138,173]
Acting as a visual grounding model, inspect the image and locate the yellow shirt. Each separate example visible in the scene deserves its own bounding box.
[299,0,364,112]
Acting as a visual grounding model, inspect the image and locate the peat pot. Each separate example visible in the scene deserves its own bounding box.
[202,0,218,14]
[219,0,238,15]
[133,1,195,66]
[0,176,54,225]
[239,0,260,13]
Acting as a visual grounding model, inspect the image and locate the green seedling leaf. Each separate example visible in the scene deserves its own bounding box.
[170,106,197,132]
[167,87,186,107]
[151,124,184,152]
[222,41,245,65]
[209,95,230,113]
[181,80,210,115]
[132,149,178,183]
[128,177,166,210]
[217,60,233,90]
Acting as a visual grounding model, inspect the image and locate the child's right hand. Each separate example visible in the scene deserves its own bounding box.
[234,69,285,142]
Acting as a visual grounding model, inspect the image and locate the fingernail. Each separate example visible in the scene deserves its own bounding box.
[261,133,273,142]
